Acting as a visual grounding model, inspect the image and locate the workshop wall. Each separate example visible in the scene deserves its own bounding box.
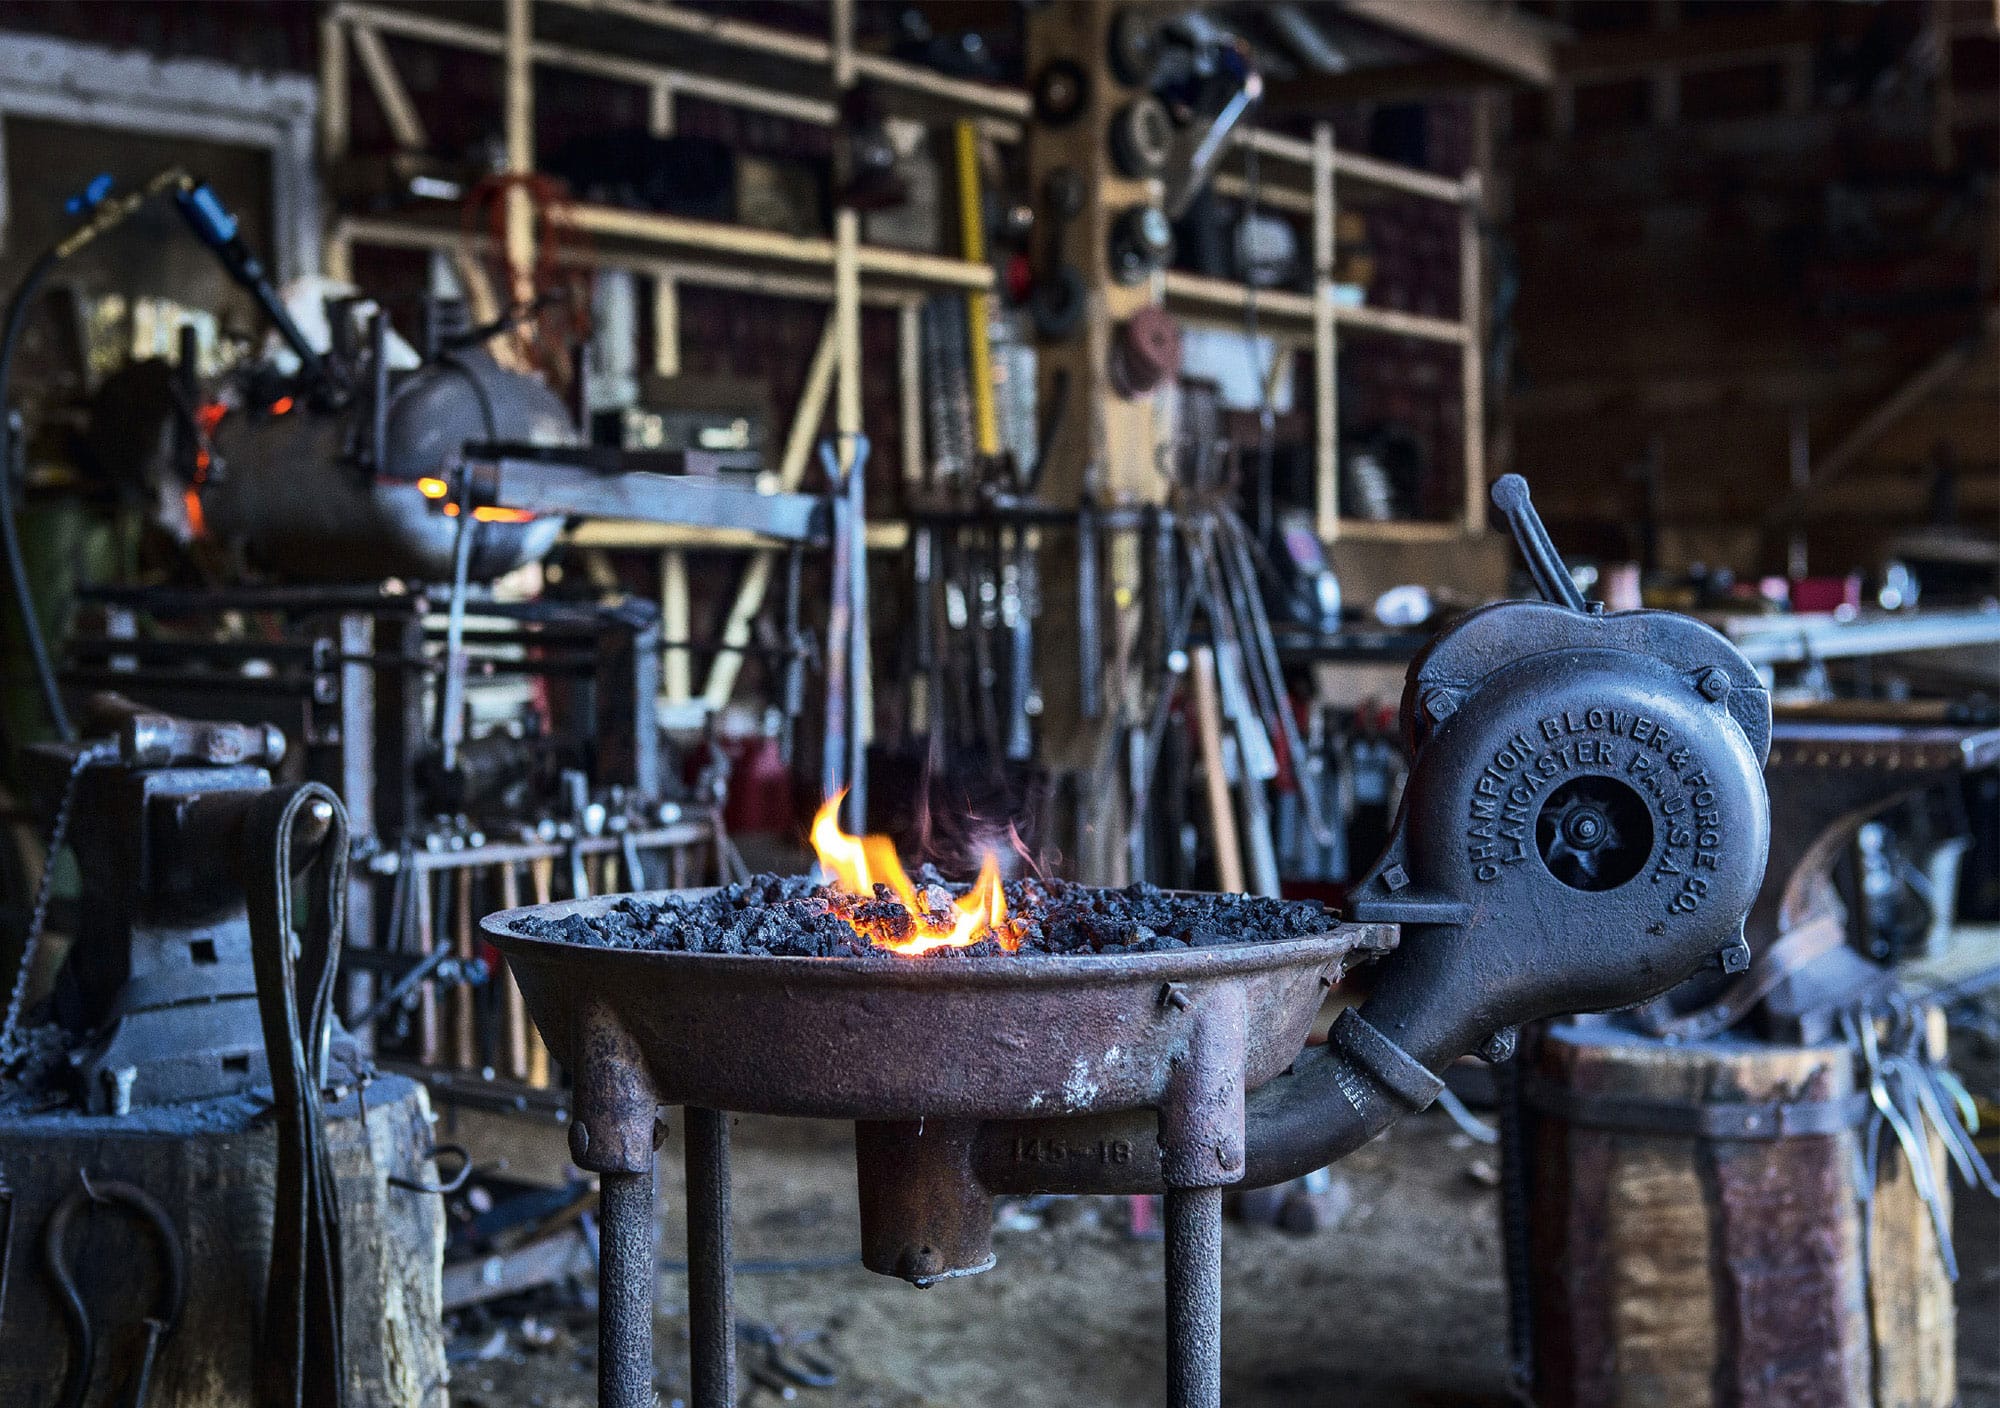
[1500,2,1998,580]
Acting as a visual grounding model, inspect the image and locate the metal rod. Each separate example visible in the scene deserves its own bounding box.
[684,1107,737,1408]
[596,1165,658,1408]
[1164,1185,1224,1408]
[844,435,870,831]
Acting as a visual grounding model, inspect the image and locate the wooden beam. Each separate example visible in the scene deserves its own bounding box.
[1461,171,1487,535]
[1555,7,1818,78]
[1333,0,1561,85]
[1777,306,2000,522]
[1266,56,1526,109]
[701,315,840,708]
[502,0,535,310]
[349,21,429,151]
[319,12,350,163]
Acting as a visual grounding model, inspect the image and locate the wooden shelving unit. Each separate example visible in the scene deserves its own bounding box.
[317,0,1491,586]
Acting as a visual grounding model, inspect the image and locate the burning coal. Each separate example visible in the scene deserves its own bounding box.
[811,793,1014,955]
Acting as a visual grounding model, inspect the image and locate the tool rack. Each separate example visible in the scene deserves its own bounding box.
[314,4,1494,684]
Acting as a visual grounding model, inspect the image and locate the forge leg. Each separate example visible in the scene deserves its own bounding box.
[597,1165,658,1408]
[685,1106,737,1408]
[1164,1185,1224,1408]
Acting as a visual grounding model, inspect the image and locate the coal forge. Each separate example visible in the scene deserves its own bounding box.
[514,874,1336,959]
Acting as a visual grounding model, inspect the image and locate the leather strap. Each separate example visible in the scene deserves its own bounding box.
[246,784,348,1408]
[1522,1074,1870,1140]
[1330,1008,1445,1111]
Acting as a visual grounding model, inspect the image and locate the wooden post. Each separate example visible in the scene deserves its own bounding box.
[1024,0,1169,801]
[661,549,691,702]
[451,866,477,1069]
[502,0,536,311]
[1313,122,1339,541]
[1460,171,1487,535]
[319,11,350,164]
[648,72,682,380]
[702,315,839,708]
[898,297,926,486]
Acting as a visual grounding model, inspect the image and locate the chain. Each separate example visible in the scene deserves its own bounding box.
[0,746,105,1059]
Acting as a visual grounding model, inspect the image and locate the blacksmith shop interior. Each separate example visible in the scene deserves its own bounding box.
[0,2,1997,1405]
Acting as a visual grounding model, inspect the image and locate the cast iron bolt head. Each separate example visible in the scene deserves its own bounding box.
[1696,667,1732,702]
[1382,865,1409,892]
[1421,688,1458,724]
[568,1120,591,1164]
[1563,809,1606,847]
[1215,1141,1241,1172]
[1480,1028,1518,1064]
[1160,982,1192,1011]
[1718,935,1752,974]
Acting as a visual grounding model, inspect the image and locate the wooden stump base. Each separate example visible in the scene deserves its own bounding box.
[1526,1018,1954,1408]
[0,1073,446,1407]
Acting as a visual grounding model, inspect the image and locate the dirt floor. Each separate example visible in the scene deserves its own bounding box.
[439,1102,2000,1408]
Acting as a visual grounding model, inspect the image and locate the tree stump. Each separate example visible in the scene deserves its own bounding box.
[0,1072,445,1406]
[1526,1016,1954,1407]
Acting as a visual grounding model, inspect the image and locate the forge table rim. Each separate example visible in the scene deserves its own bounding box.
[480,888,1391,985]
[482,889,1394,1123]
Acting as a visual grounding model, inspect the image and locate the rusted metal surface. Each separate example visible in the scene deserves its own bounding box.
[855,1119,995,1284]
[485,893,1391,1124]
[487,890,1388,1408]
[1165,1186,1223,1408]
[595,1167,656,1408]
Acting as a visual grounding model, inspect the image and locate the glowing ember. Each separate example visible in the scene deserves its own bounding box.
[810,793,1014,955]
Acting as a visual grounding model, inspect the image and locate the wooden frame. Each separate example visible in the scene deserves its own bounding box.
[318,1,1490,562]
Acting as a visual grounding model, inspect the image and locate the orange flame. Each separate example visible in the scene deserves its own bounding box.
[810,793,1012,954]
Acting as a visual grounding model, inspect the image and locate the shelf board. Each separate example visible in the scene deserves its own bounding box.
[354,0,1026,136]
[1163,272,1316,330]
[333,209,990,302]
[1329,520,1472,544]
[1163,273,1467,345]
[555,203,993,295]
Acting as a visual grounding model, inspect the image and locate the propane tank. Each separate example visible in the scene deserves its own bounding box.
[195,343,570,582]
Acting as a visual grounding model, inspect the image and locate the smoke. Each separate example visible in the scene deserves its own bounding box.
[908,745,1054,885]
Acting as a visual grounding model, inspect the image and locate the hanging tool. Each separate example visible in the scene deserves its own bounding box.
[45,1172,187,1408]
[1110,204,1175,285]
[952,122,1001,460]
[819,436,872,830]
[1077,492,1104,722]
[1032,167,1088,342]
[1110,97,1175,179]
[245,784,350,1408]
[1188,645,1245,893]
